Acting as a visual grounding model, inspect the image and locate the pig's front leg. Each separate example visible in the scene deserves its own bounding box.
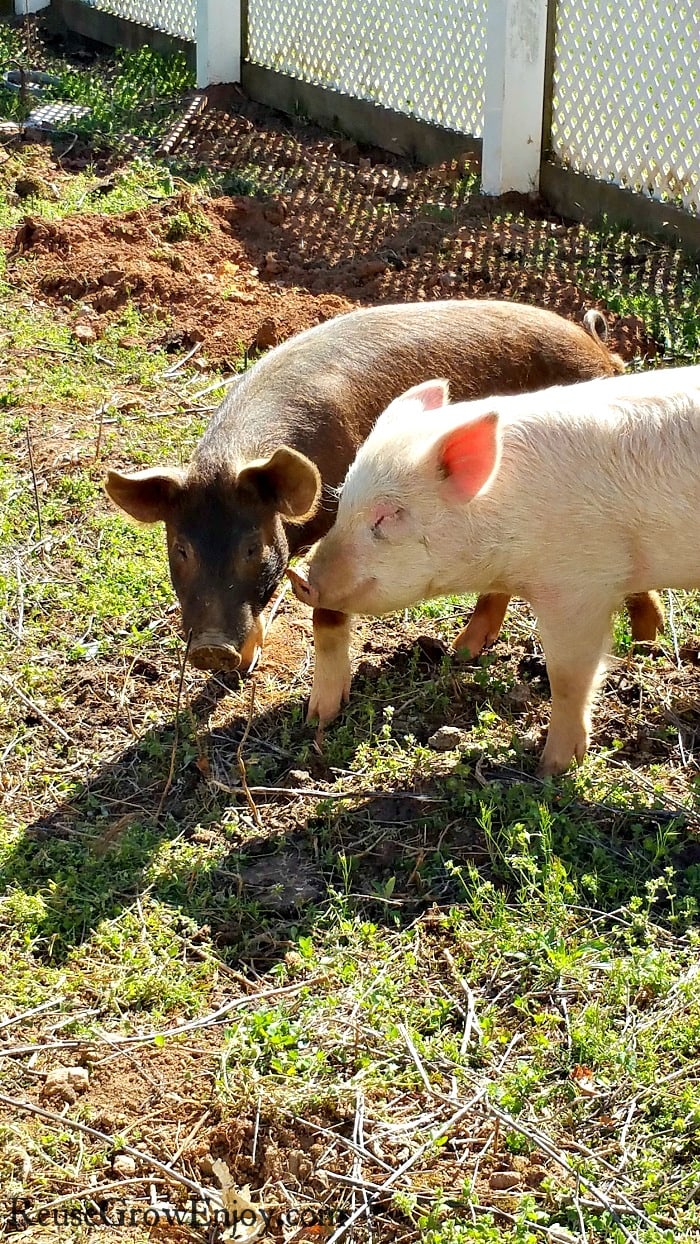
[308,608,353,730]
[454,593,511,657]
[535,603,613,777]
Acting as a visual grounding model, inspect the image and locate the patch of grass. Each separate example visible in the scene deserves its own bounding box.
[0,24,194,148]
[163,205,211,242]
[0,154,179,231]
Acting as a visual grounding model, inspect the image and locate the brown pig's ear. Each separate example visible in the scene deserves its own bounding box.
[238,447,321,524]
[104,467,186,524]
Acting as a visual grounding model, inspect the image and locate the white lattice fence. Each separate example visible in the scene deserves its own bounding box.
[247,0,487,137]
[551,0,700,214]
[79,0,196,42]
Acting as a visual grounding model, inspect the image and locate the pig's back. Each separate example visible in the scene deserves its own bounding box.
[201,300,620,472]
[492,366,700,590]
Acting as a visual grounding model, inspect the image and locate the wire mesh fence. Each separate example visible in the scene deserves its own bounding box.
[246,0,487,136]
[78,0,196,42]
[551,0,700,215]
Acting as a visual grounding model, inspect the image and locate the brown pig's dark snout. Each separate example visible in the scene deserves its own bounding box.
[188,635,242,672]
[187,615,264,673]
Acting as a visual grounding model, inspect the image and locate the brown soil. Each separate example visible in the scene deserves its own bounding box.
[3,88,665,367]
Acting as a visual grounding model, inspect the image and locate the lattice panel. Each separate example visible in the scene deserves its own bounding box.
[80,0,196,42]
[247,0,486,136]
[551,1,700,214]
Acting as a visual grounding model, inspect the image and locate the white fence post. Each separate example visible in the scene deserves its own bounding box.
[196,0,241,88]
[482,0,549,195]
[14,1,51,13]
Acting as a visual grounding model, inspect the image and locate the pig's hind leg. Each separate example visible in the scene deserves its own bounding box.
[535,600,613,777]
[626,591,665,642]
[454,593,510,658]
[308,608,353,733]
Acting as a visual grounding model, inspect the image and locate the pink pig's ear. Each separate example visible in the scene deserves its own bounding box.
[436,411,501,501]
[379,379,449,428]
[398,379,449,411]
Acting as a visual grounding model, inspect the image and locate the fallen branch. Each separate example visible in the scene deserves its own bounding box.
[0,1091,222,1209]
[0,673,74,744]
[155,630,192,820]
[207,778,445,803]
[1,976,322,1058]
[237,680,262,827]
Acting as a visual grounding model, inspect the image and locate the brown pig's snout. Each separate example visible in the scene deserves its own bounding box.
[188,634,242,672]
[187,615,264,674]
[287,566,320,608]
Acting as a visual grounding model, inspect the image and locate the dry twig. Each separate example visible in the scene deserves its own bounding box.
[237,679,262,827]
[0,1091,223,1209]
[155,630,192,820]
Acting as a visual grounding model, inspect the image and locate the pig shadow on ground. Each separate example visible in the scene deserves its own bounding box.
[4,666,441,971]
[7,640,700,972]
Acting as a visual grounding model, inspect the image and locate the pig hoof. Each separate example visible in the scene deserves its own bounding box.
[307,669,352,728]
[537,735,588,778]
[306,694,343,728]
[454,620,498,659]
[537,755,571,779]
[628,590,665,643]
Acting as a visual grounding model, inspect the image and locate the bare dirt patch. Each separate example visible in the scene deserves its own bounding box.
[3,86,671,368]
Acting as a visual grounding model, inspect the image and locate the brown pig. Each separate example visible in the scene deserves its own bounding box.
[291,369,700,775]
[104,300,661,684]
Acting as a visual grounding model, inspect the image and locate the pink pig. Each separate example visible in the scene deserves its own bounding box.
[289,367,700,775]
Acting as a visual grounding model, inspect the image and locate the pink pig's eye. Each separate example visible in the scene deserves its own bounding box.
[370,504,404,539]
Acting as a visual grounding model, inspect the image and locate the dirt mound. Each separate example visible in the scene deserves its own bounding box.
[8,193,356,364]
[5,156,660,366]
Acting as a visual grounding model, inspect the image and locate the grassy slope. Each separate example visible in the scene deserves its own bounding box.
[1,31,700,1244]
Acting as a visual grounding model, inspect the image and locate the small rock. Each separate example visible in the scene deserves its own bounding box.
[253,317,279,350]
[99,268,125,287]
[263,251,283,275]
[263,200,287,226]
[489,1170,521,1190]
[73,322,97,345]
[41,1066,89,1103]
[285,769,312,788]
[6,1145,32,1178]
[428,725,467,751]
[356,257,388,280]
[111,1154,136,1176]
[415,635,449,663]
[507,681,533,710]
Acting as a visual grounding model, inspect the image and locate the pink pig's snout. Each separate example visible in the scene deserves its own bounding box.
[287,566,320,608]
